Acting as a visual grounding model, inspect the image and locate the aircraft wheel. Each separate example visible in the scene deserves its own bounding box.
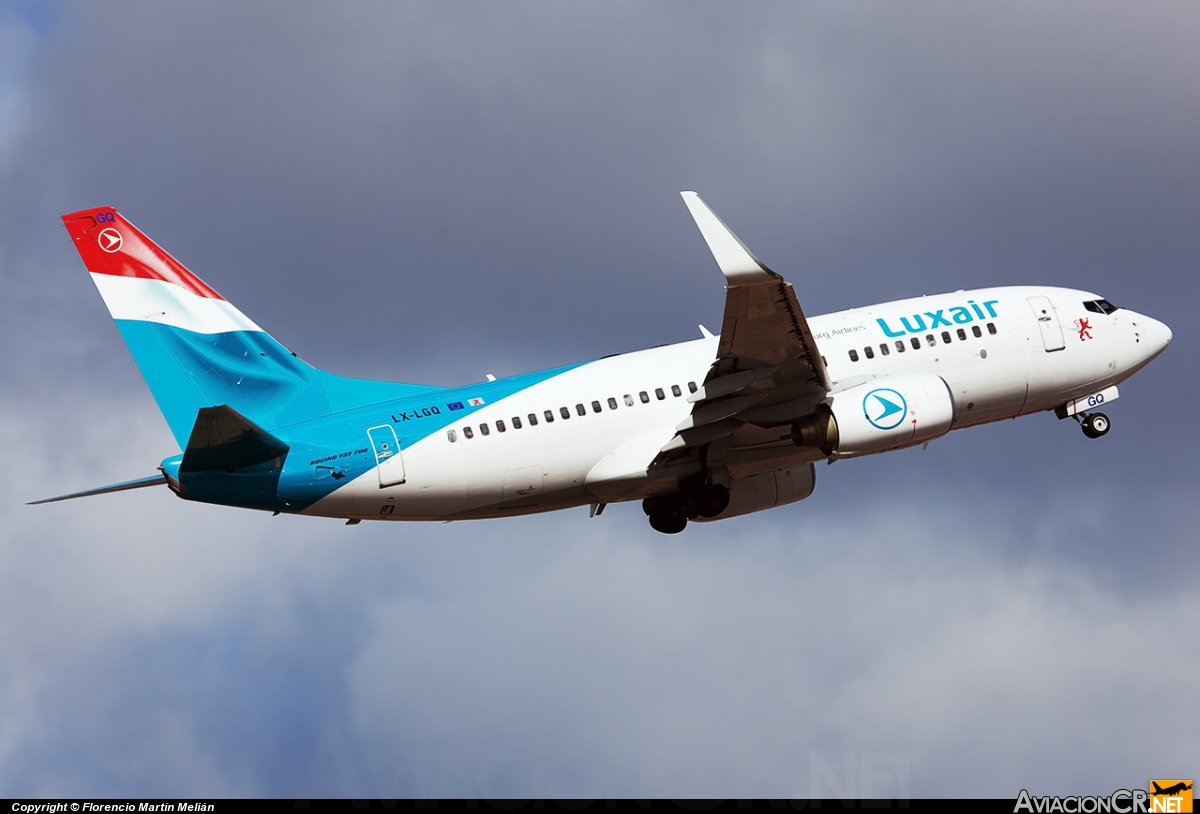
[695,483,730,518]
[1081,412,1110,439]
[649,510,688,535]
[643,494,681,516]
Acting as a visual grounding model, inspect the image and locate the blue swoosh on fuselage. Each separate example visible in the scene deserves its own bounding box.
[162,359,588,513]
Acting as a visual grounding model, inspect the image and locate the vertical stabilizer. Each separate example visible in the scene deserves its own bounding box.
[62,207,442,446]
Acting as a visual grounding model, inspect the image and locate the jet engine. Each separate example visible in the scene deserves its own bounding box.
[692,464,816,522]
[793,374,956,457]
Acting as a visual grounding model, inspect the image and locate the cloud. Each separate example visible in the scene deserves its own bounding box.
[4,398,1196,796]
[0,0,1197,799]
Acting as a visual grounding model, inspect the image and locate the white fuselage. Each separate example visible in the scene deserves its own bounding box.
[304,285,1171,522]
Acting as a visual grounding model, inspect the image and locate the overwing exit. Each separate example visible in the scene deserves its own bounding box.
[32,194,1172,533]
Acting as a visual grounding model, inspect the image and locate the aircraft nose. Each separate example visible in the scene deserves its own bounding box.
[1142,315,1172,359]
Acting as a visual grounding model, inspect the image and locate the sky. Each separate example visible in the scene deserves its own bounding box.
[0,0,1197,799]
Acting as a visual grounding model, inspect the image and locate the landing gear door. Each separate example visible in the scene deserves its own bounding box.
[367,425,406,487]
[1028,295,1065,352]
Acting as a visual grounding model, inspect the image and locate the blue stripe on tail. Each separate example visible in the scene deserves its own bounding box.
[115,320,445,447]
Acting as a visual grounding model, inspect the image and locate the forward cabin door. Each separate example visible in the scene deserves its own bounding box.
[1028,295,1065,352]
[367,425,406,487]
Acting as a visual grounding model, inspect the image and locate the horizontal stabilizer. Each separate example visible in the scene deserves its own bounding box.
[181,405,289,473]
[28,474,167,505]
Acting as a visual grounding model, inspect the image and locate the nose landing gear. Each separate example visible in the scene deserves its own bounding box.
[1079,411,1110,439]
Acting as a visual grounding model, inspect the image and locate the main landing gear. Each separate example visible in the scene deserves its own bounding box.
[1079,411,1110,439]
[642,477,731,534]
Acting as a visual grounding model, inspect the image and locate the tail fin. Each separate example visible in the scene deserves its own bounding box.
[62,207,441,446]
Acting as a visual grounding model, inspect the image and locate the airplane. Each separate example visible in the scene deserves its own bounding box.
[31,193,1172,534]
[1152,782,1193,797]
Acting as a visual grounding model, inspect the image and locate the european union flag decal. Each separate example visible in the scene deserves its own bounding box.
[447,402,464,411]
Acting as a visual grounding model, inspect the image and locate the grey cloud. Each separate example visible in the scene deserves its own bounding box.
[1,0,1198,798]
[4,395,1196,796]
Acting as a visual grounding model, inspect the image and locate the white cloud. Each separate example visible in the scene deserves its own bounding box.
[1,0,1197,799]
[341,507,1199,797]
[2,391,1197,796]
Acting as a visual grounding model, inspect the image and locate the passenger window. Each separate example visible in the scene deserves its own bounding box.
[576,403,586,416]
[655,388,665,400]
[592,400,602,413]
[544,410,554,423]
[463,426,474,439]
[528,413,538,426]
[987,322,997,335]
[560,406,571,419]
[911,337,921,350]
[972,325,982,338]
[896,340,905,353]
[941,331,952,344]
[624,394,634,406]
[671,385,681,397]
[608,397,618,410]
[926,334,936,346]
[957,328,967,341]
[639,391,650,403]
[495,419,506,433]
[447,429,457,443]
[821,355,828,367]
[864,346,875,359]
[512,416,522,429]
[849,349,859,362]
[479,423,490,436]
[688,381,698,393]
[879,344,890,356]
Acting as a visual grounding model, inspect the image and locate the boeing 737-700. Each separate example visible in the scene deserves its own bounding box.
[32,193,1172,533]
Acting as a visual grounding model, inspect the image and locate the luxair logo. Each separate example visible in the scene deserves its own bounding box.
[1014,782,1193,813]
[876,298,999,337]
[863,387,907,430]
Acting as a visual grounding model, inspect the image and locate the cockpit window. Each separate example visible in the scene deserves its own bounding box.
[1084,299,1120,315]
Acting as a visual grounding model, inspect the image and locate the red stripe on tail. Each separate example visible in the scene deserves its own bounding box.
[61,207,224,300]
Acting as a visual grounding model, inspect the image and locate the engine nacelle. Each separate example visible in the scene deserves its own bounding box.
[693,464,816,522]
[794,374,955,457]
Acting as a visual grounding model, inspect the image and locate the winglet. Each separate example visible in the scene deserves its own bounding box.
[680,192,779,286]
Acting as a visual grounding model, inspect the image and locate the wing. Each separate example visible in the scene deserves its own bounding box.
[661,193,831,454]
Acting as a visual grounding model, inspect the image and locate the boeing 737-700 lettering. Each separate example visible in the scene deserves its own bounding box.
[31,193,1172,533]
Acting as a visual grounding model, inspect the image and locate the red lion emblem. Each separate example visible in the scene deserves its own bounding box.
[1075,317,1092,341]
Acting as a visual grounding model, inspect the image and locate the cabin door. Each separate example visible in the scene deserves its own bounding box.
[1028,296,1065,352]
[367,425,406,487]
